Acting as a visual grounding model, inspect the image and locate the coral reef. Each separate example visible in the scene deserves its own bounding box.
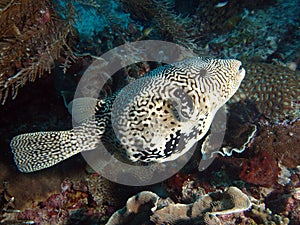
[230,63,300,123]
[54,0,144,55]
[70,0,133,40]
[219,109,299,185]
[0,182,17,222]
[265,191,300,224]
[1,176,117,225]
[222,118,299,177]
[106,187,252,225]
[0,0,75,104]
[239,151,279,187]
[248,204,290,225]
[0,72,90,210]
[106,191,158,225]
[207,0,300,65]
[196,0,277,35]
[246,120,300,169]
[0,0,299,224]
[165,172,206,203]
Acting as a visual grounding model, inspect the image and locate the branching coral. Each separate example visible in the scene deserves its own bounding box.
[249,203,290,225]
[0,0,75,104]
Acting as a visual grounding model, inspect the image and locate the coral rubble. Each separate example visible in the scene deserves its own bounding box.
[1,176,117,225]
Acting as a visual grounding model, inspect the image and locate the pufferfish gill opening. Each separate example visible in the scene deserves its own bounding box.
[10,57,245,173]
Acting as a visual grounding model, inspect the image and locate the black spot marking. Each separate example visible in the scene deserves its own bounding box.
[132,153,140,158]
[164,130,181,157]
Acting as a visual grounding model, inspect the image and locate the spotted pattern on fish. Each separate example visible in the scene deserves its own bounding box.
[10,57,245,172]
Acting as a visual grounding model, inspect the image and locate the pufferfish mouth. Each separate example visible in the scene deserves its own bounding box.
[238,65,246,78]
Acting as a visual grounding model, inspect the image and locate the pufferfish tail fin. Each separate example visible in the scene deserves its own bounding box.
[10,121,103,173]
[11,97,112,173]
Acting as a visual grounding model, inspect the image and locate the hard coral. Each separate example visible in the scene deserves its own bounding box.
[248,204,290,225]
[208,0,300,62]
[106,191,158,225]
[230,63,300,123]
[265,191,300,224]
[166,172,206,203]
[106,187,252,225]
[0,0,75,104]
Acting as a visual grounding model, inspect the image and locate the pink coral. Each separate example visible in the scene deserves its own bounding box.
[239,151,279,187]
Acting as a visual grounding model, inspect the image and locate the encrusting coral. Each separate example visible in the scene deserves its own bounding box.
[105,191,159,225]
[0,0,75,104]
[245,120,300,169]
[239,151,279,187]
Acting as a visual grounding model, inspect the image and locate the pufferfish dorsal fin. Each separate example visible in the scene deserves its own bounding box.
[67,97,101,124]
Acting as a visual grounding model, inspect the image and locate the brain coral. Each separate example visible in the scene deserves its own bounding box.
[230,63,300,123]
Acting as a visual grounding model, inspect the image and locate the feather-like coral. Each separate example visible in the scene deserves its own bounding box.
[0,0,75,104]
[119,0,197,50]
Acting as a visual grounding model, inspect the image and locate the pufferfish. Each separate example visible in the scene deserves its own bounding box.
[10,57,245,173]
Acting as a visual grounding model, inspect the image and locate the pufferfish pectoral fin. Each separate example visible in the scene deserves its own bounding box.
[10,119,104,173]
[67,97,101,124]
